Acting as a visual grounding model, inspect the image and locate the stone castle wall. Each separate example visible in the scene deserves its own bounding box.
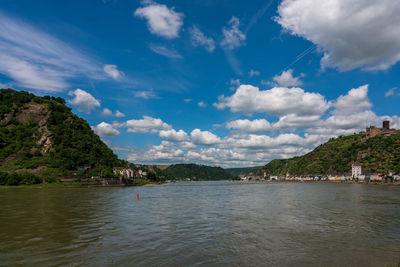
[365,121,399,139]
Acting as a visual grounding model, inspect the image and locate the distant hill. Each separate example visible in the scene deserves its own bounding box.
[225,166,261,176]
[0,89,127,178]
[163,164,235,180]
[261,132,400,176]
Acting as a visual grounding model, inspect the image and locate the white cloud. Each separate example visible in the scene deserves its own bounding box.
[186,150,215,163]
[0,13,101,92]
[221,17,246,50]
[127,141,185,163]
[272,69,303,87]
[112,121,126,128]
[226,119,272,133]
[276,0,400,71]
[184,98,192,103]
[273,114,321,130]
[385,87,399,97]
[191,129,221,145]
[320,85,375,131]
[149,44,182,58]
[115,110,125,117]
[134,90,158,99]
[197,101,207,108]
[92,122,120,137]
[331,85,372,116]
[214,84,329,117]
[221,133,312,150]
[102,108,113,116]
[134,1,183,39]
[68,89,100,114]
[102,108,125,117]
[189,26,215,52]
[159,129,189,142]
[126,116,171,133]
[104,64,123,80]
[118,84,400,167]
[324,110,378,130]
[248,69,260,77]
[179,141,197,150]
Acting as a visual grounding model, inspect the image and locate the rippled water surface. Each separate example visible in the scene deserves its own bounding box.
[1,181,400,266]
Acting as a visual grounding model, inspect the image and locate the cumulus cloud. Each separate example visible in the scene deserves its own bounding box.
[115,110,125,117]
[159,129,189,142]
[320,85,375,131]
[0,13,101,92]
[221,133,313,150]
[92,122,120,137]
[189,26,215,52]
[127,141,185,163]
[272,69,303,87]
[179,141,197,150]
[126,116,171,133]
[102,108,113,116]
[273,114,321,130]
[191,129,221,145]
[68,89,100,114]
[214,84,329,117]
[134,1,183,39]
[226,119,272,133]
[331,85,372,116]
[221,17,246,50]
[104,64,123,80]
[276,0,400,71]
[102,108,125,117]
[149,44,182,58]
[119,84,400,167]
[324,110,378,130]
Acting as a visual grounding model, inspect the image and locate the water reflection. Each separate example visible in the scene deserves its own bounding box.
[1,182,400,266]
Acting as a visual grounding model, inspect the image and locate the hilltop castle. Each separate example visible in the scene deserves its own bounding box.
[365,121,399,139]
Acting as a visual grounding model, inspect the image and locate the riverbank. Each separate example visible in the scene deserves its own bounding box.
[246,179,400,186]
[0,179,164,189]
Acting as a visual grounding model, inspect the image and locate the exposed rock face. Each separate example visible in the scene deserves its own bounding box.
[13,103,54,153]
[16,103,47,125]
[37,129,54,153]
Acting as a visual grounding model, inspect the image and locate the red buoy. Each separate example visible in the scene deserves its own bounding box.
[136,193,139,200]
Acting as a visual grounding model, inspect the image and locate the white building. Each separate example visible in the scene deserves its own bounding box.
[352,162,362,179]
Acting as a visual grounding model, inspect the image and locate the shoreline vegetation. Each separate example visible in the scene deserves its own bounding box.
[0,178,164,189]
[2,178,400,189]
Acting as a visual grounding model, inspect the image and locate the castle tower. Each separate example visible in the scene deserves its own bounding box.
[383,120,390,129]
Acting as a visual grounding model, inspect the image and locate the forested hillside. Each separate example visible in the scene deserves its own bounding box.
[261,133,400,176]
[0,89,127,179]
[225,166,261,176]
[163,164,236,180]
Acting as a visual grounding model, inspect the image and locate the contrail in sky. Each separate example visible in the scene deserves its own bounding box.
[245,0,276,34]
[284,44,317,70]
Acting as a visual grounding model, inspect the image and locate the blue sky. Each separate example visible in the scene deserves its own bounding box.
[1,0,400,167]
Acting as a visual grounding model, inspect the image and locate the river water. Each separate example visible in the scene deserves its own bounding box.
[1,181,400,266]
